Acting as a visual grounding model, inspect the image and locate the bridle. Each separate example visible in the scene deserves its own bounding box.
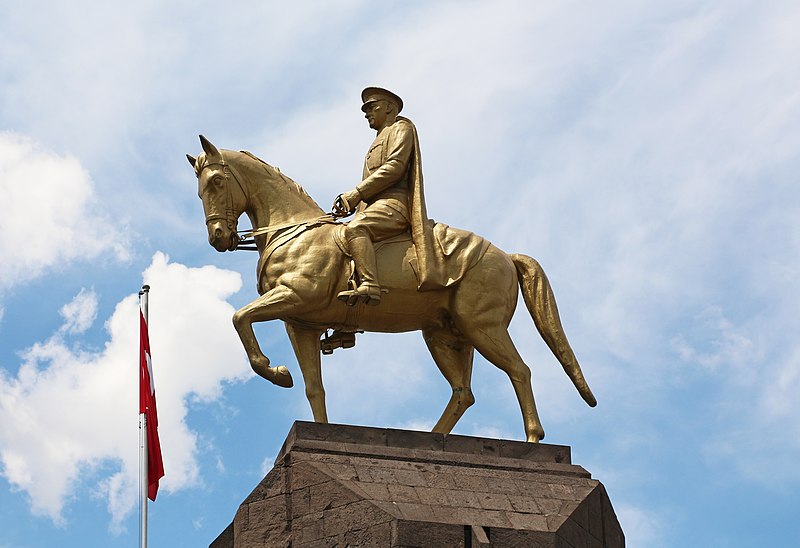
[199,156,250,250]
[199,153,337,252]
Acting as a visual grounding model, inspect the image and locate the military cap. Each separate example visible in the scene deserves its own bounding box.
[361,86,403,113]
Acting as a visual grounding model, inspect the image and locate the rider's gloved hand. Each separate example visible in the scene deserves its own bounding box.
[332,189,362,218]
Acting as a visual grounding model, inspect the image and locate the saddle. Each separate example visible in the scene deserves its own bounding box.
[254,220,490,353]
[332,227,415,291]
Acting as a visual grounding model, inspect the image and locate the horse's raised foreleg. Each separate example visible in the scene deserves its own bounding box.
[285,324,328,423]
[423,328,475,434]
[232,285,304,388]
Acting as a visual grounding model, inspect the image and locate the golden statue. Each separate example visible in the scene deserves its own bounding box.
[333,87,441,305]
[187,87,596,443]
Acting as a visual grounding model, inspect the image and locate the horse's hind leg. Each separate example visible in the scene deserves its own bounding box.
[462,324,544,442]
[454,248,544,442]
[286,324,328,423]
[423,328,475,434]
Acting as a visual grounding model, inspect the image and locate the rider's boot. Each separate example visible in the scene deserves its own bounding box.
[337,234,382,306]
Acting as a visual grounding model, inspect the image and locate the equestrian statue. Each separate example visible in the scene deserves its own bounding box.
[187,87,596,442]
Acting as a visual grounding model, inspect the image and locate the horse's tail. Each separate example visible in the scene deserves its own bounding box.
[511,254,597,407]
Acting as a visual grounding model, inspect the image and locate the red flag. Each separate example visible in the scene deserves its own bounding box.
[140,306,164,501]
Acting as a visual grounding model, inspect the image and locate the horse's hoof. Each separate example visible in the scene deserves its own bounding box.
[271,365,294,388]
[526,429,544,443]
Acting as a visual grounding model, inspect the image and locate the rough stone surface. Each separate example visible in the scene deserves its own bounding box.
[210,421,624,547]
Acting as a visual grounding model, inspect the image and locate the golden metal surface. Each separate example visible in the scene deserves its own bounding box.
[188,90,595,442]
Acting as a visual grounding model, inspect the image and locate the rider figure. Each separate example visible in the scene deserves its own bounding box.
[333,87,417,306]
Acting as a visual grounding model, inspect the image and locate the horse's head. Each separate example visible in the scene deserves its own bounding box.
[187,135,246,252]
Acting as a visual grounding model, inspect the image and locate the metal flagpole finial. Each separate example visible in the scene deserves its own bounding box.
[139,284,150,296]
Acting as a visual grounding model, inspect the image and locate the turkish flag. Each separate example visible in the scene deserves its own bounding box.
[140,307,164,501]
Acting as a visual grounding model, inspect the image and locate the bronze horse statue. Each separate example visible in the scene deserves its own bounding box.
[188,135,596,442]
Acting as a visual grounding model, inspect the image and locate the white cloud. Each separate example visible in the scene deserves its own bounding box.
[0,253,250,529]
[762,348,800,421]
[616,503,665,548]
[393,418,436,433]
[58,288,98,335]
[704,342,800,488]
[462,424,516,441]
[259,452,278,478]
[0,132,129,291]
[671,307,762,374]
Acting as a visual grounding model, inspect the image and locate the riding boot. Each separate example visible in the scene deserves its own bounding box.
[337,235,382,306]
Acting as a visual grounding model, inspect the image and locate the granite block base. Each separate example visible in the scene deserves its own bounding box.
[210,421,624,547]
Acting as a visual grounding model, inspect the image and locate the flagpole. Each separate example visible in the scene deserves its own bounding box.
[139,284,150,548]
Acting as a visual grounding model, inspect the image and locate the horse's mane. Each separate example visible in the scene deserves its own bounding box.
[195,149,321,210]
[238,150,312,200]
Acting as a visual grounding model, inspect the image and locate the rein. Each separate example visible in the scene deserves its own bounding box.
[236,214,338,251]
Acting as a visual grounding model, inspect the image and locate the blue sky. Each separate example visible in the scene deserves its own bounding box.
[1,1,798,546]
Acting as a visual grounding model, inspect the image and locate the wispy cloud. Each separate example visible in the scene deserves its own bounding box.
[58,288,99,335]
[615,503,665,548]
[671,307,762,374]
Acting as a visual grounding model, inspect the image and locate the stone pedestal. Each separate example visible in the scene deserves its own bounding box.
[210,421,624,547]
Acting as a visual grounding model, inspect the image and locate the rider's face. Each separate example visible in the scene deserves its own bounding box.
[363,100,389,130]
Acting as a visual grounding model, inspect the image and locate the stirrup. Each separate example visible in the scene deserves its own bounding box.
[337,283,382,307]
[320,329,359,355]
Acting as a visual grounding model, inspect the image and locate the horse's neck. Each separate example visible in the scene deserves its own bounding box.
[237,159,323,229]
[248,186,323,229]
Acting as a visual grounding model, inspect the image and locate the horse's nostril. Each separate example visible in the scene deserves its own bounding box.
[214,228,223,239]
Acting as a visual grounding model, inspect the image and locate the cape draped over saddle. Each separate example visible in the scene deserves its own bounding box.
[394,116,490,290]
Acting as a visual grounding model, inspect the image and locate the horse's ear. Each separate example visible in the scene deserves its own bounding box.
[186,154,197,168]
[199,134,221,162]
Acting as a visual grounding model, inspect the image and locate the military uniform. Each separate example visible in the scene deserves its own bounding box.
[347,117,415,242]
[335,87,420,305]
[338,86,464,305]
[336,87,486,306]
